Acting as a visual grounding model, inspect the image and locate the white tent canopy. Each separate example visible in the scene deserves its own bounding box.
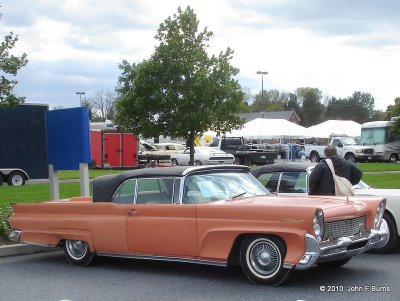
[226,118,313,139]
[307,120,361,138]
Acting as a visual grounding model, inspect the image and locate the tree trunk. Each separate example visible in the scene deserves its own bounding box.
[188,131,195,166]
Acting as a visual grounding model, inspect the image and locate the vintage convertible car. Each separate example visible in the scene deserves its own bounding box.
[140,142,186,162]
[9,165,388,285]
[251,162,400,253]
[170,147,235,166]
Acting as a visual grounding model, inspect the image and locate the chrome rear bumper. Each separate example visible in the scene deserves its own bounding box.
[296,219,389,270]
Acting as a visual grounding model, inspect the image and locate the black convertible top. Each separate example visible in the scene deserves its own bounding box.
[92,165,250,202]
[251,162,316,177]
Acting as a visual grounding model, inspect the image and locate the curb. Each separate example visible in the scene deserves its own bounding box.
[0,243,57,257]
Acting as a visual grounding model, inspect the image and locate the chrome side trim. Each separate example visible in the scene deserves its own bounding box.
[283,263,295,269]
[97,253,227,267]
[23,241,58,248]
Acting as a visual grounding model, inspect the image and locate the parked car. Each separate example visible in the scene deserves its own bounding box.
[170,147,235,166]
[9,165,388,286]
[140,142,185,162]
[251,162,399,253]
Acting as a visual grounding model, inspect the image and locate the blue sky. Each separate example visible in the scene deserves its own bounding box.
[1,0,399,110]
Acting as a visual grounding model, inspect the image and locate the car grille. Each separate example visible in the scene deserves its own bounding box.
[362,148,374,155]
[323,216,366,241]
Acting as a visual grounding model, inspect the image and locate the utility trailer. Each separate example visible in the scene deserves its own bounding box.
[90,125,139,169]
[0,104,48,186]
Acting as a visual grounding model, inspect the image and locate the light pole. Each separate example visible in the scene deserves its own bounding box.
[256,71,268,100]
[76,91,85,104]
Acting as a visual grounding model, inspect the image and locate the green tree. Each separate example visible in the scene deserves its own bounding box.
[250,89,287,112]
[386,97,400,136]
[325,92,375,124]
[114,6,245,164]
[283,93,300,113]
[0,11,28,109]
[296,87,325,127]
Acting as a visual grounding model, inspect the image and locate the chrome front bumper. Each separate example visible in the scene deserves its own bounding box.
[8,230,22,242]
[296,219,389,270]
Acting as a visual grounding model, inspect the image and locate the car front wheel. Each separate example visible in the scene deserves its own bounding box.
[345,153,356,163]
[310,153,320,163]
[64,239,95,266]
[170,159,179,166]
[389,154,398,163]
[240,236,291,286]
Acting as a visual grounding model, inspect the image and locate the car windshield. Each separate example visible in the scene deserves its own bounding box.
[182,171,268,204]
[341,138,357,145]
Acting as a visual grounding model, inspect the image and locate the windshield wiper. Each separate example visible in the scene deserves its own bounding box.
[229,191,247,199]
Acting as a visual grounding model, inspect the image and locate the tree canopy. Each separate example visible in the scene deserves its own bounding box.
[386,97,400,136]
[114,6,245,163]
[0,11,28,109]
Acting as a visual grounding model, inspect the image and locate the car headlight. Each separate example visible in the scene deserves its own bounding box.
[313,208,324,242]
[374,200,386,229]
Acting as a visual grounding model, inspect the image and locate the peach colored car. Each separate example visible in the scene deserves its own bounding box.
[9,165,389,286]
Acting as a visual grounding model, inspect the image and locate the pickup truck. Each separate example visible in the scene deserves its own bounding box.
[209,136,276,165]
[304,137,361,163]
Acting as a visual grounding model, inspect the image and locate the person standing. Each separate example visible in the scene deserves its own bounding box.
[309,145,362,195]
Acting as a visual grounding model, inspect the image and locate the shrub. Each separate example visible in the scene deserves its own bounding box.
[0,206,12,238]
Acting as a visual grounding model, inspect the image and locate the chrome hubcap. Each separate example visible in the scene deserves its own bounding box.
[66,240,88,260]
[12,175,23,186]
[249,240,280,277]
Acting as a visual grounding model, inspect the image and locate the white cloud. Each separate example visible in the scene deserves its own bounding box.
[1,0,399,111]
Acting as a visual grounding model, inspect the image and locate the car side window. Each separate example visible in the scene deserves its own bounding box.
[112,179,136,204]
[136,178,174,204]
[279,172,307,193]
[256,172,280,193]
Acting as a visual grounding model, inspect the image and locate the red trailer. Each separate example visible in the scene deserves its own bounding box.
[90,129,139,169]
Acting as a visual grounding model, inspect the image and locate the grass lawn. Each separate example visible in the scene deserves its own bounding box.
[362,173,400,189]
[0,183,85,207]
[58,169,127,180]
[356,163,400,172]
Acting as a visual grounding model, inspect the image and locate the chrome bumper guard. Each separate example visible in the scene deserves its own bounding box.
[295,219,389,270]
[8,230,22,242]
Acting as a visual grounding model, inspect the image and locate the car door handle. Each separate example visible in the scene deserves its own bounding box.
[127,209,139,216]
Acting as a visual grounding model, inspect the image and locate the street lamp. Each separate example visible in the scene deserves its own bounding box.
[256,71,268,100]
[76,91,85,104]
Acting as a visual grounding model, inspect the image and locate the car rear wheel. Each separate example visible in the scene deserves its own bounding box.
[171,159,179,166]
[195,160,202,166]
[369,213,399,254]
[64,239,94,266]
[240,235,291,286]
[7,171,26,186]
[310,153,320,163]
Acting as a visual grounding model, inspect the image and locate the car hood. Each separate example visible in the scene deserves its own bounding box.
[224,194,382,222]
